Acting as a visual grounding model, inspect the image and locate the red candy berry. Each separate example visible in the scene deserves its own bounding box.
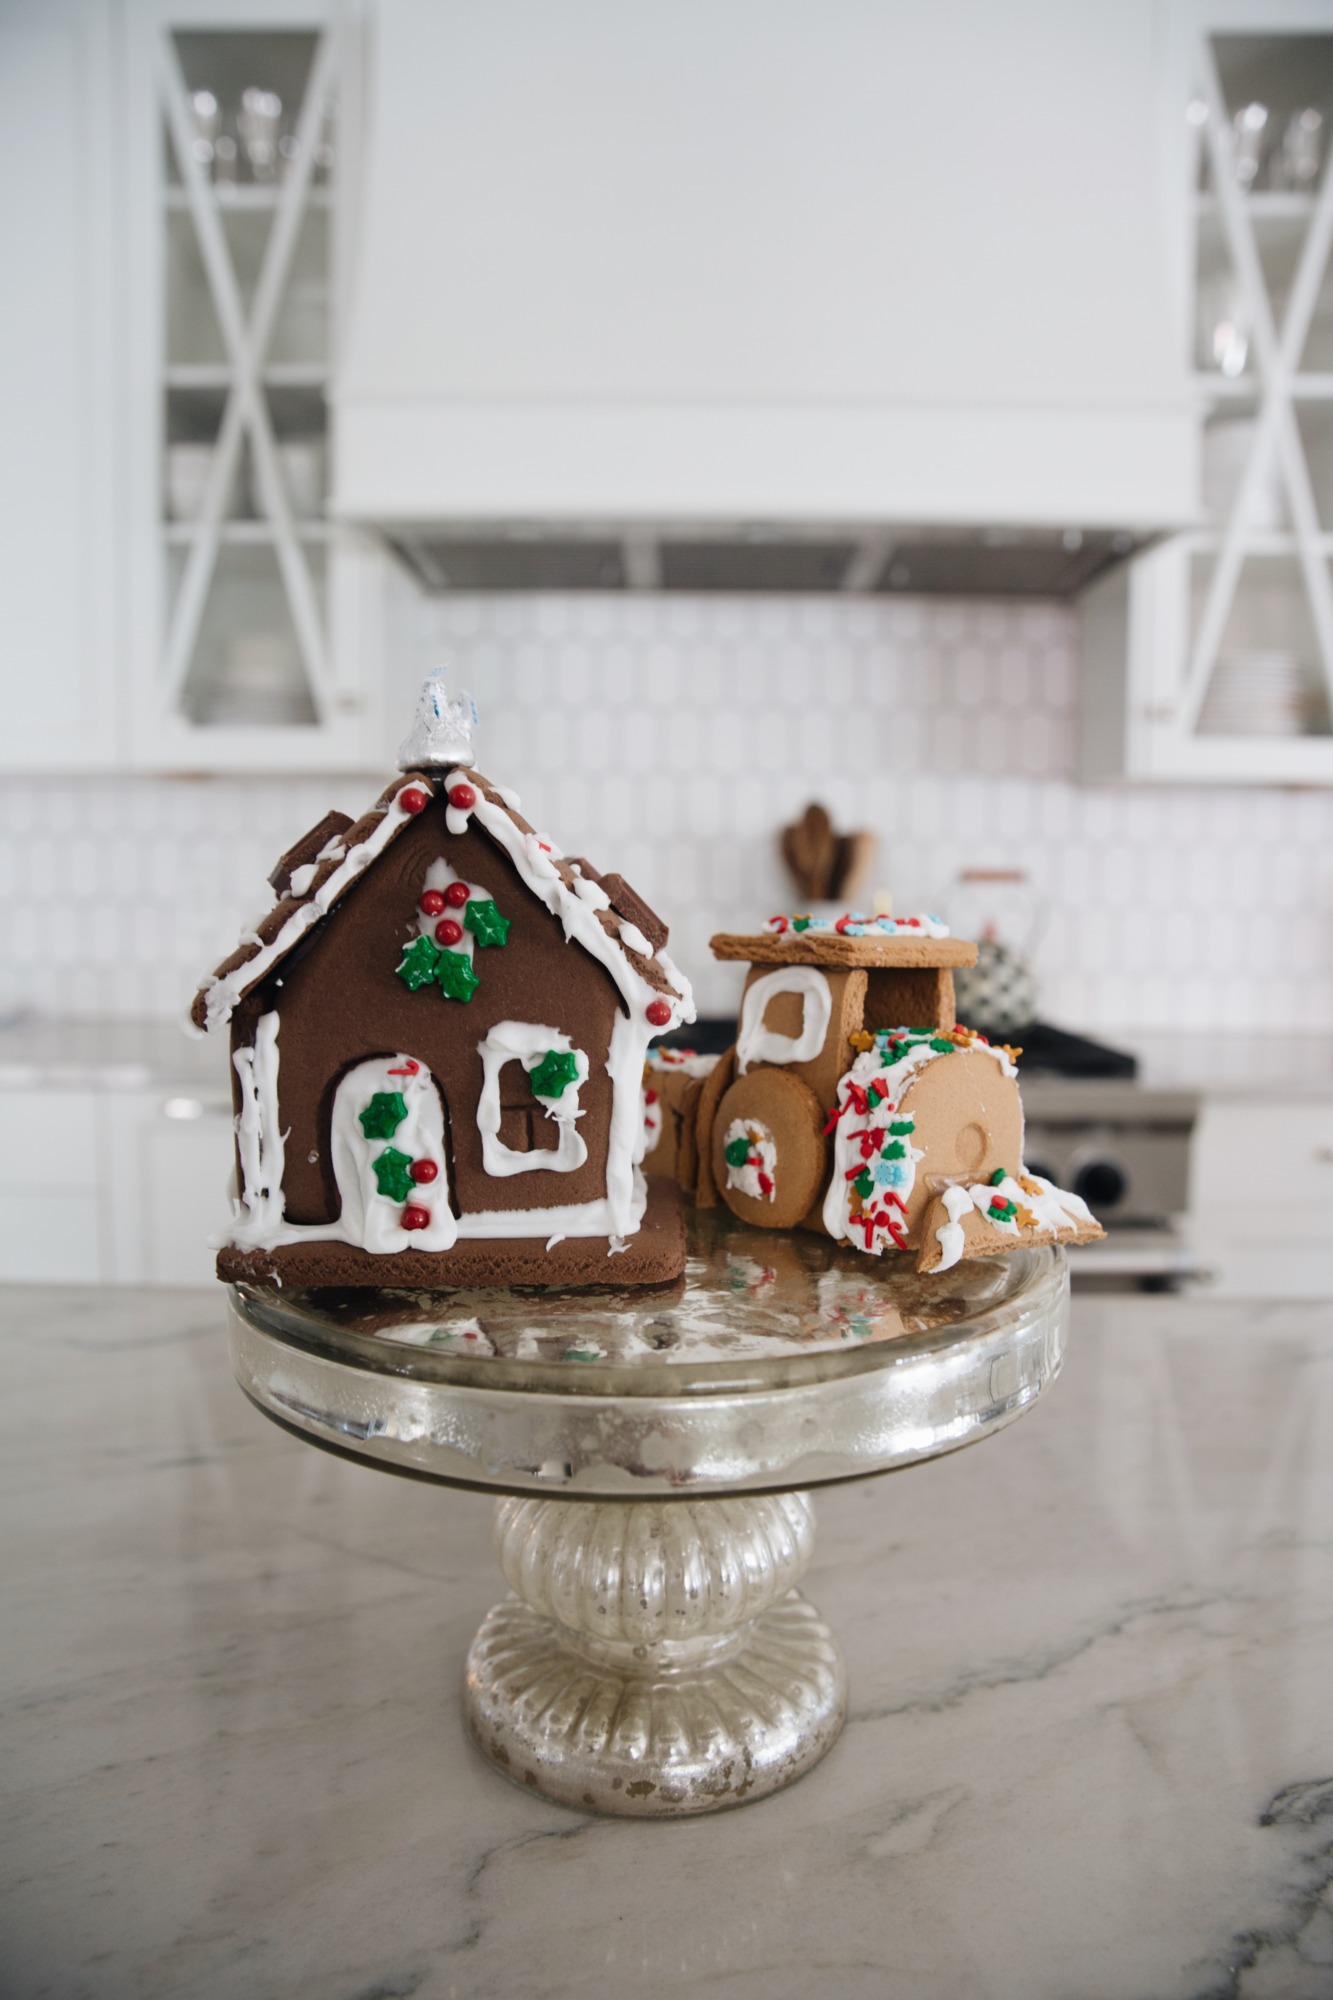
[419,889,446,917]
[399,788,428,815]
[443,880,470,908]
[646,999,672,1027]
[410,1159,438,1184]
[448,783,477,811]
[434,917,464,946]
[401,1203,431,1231]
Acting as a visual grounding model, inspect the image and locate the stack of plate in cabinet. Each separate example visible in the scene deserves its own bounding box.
[1198,651,1320,736]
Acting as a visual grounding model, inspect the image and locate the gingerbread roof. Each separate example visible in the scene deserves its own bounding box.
[709,931,978,970]
[191,767,691,1036]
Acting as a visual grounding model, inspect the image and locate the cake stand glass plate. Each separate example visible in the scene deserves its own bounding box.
[230,1212,1068,1817]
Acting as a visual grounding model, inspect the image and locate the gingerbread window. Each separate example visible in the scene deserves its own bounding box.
[736,968,833,1074]
[477,1022,589,1177]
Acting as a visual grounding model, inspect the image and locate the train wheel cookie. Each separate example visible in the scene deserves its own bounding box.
[712,1070,828,1230]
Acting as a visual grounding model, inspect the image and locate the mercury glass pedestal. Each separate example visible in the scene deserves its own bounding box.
[229,1212,1067,1816]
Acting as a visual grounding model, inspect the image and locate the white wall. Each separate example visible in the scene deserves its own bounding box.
[2,591,1331,1035]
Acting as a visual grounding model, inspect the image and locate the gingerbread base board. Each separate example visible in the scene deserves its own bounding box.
[217,1176,687,1291]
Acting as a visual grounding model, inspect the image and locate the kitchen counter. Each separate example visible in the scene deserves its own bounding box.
[0,1015,223,1093]
[1131,1032,1333,1100]
[5,1284,1333,1998]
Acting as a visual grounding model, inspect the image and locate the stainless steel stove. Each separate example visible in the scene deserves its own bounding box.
[1015,1024,1198,1284]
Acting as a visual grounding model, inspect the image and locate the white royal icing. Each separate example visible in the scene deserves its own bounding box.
[737,967,832,1074]
[722,1117,778,1203]
[931,1171,1097,1273]
[476,1021,589,1178]
[823,1029,1017,1254]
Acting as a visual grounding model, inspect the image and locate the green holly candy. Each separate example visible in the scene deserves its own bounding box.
[435,950,480,1002]
[372,1146,415,1201]
[463,898,510,948]
[396,935,441,991]
[881,1140,906,1162]
[888,1119,914,1137]
[989,1167,1008,1186]
[359,1092,407,1140]
[723,1134,751,1169]
[530,1048,581,1099]
[853,1169,874,1200]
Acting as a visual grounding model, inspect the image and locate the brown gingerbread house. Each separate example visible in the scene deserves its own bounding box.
[192,692,694,1288]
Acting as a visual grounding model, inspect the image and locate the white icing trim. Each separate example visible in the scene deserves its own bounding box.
[931,1172,1097,1273]
[642,1086,664,1155]
[646,1047,720,1079]
[476,1021,589,1177]
[452,1171,649,1241]
[737,967,832,1074]
[198,783,427,1035]
[619,920,652,956]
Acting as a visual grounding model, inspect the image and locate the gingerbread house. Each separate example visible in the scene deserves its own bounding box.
[192,683,694,1288]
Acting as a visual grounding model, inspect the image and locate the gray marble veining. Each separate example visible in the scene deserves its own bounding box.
[4,1283,1333,1998]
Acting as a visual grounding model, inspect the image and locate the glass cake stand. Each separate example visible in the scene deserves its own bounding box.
[228,1211,1068,1817]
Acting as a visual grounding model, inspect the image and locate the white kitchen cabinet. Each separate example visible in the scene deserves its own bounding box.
[121,0,386,773]
[0,0,122,771]
[1191,1097,1333,1295]
[1082,2,1333,786]
[0,0,390,780]
[0,1085,233,1287]
[103,1089,235,1285]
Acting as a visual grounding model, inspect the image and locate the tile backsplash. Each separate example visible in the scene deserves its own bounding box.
[3,593,1331,1035]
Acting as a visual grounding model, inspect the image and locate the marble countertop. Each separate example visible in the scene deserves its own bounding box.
[5,1282,1333,1998]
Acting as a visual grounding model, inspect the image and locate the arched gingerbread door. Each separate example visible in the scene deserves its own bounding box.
[328,1054,458,1253]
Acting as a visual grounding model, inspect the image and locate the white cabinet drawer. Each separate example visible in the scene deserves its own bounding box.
[0,1092,99,1188]
[0,1192,101,1281]
[1193,1102,1333,1239]
[103,1093,235,1286]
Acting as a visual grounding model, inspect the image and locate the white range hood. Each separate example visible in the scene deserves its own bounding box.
[335,0,1195,573]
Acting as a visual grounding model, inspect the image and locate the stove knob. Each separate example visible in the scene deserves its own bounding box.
[1073,1160,1126,1211]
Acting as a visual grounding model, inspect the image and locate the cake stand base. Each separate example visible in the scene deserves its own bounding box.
[463,1491,846,1816]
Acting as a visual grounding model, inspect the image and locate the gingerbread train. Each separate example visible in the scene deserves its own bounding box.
[643,914,1103,1274]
